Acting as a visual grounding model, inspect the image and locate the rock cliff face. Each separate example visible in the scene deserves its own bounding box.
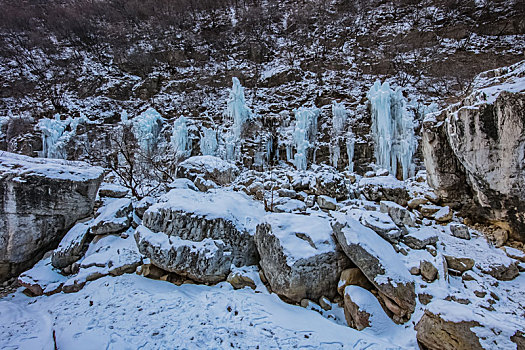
[423,60,525,241]
[0,152,104,281]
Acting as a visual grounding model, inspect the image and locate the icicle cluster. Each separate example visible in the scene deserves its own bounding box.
[171,116,190,157]
[200,127,218,156]
[38,114,86,159]
[367,81,416,179]
[226,77,252,139]
[293,107,319,170]
[346,133,355,172]
[132,108,164,154]
[331,102,349,168]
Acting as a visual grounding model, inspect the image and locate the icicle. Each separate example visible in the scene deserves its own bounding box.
[367,81,416,179]
[332,142,340,168]
[171,116,190,157]
[132,108,164,154]
[224,133,239,161]
[200,127,218,156]
[292,107,319,170]
[226,77,252,139]
[331,102,348,136]
[346,133,355,172]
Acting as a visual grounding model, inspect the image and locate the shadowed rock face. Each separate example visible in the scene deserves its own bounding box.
[423,61,525,241]
[0,152,104,281]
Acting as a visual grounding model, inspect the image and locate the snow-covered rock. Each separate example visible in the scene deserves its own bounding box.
[255,213,351,302]
[403,227,439,250]
[0,152,104,281]
[134,196,156,219]
[317,195,338,210]
[51,220,92,269]
[361,210,401,243]
[332,216,416,322]
[98,183,129,198]
[176,155,239,186]
[344,285,394,331]
[449,223,471,240]
[135,226,231,283]
[141,188,265,268]
[90,198,133,235]
[337,268,373,296]
[360,176,409,206]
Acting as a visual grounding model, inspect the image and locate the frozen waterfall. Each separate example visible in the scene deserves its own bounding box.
[293,107,319,170]
[171,116,190,157]
[367,81,416,180]
[132,108,164,154]
[226,77,252,139]
[38,114,86,159]
[200,127,218,156]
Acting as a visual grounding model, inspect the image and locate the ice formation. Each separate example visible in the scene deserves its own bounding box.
[132,108,164,154]
[200,127,218,156]
[171,116,190,157]
[367,81,416,179]
[226,77,252,139]
[346,133,355,172]
[293,107,319,170]
[331,102,349,168]
[38,114,86,159]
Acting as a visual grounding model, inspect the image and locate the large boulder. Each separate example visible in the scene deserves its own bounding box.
[255,213,351,302]
[423,61,525,241]
[344,285,396,331]
[90,198,133,235]
[176,156,239,186]
[0,152,104,281]
[359,176,410,206]
[51,220,92,269]
[332,216,416,322]
[136,188,265,281]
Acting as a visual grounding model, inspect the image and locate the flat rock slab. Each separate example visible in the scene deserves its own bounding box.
[176,155,239,185]
[91,198,133,235]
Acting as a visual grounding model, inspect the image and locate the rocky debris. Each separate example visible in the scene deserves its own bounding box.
[419,204,442,218]
[227,266,258,290]
[255,213,351,302]
[18,257,67,296]
[272,199,306,213]
[166,178,198,191]
[415,309,483,350]
[361,210,401,243]
[360,176,410,206]
[176,155,239,186]
[51,221,92,269]
[337,268,373,296]
[139,261,166,279]
[318,296,332,311]
[434,206,453,222]
[277,188,297,198]
[407,197,428,209]
[142,188,265,268]
[450,223,471,240]
[311,172,348,200]
[98,183,129,198]
[135,196,156,219]
[193,176,218,192]
[317,195,337,210]
[333,216,416,322]
[444,255,475,273]
[504,246,525,262]
[380,200,416,228]
[420,260,438,282]
[344,286,395,331]
[423,61,525,242]
[135,226,231,283]
[477,260,519,281]
[90,198,133,235]
[403,227,439,250]
[0,152,104,282]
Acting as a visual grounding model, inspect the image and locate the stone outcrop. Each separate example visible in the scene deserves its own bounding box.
[0,152,104,281]
[90,198,133,235]
[416,309,483,350]
[255,213,351,302]
[423,61,525,241]
[333,216,416,323]
[136,188,265,282]
[176,155,239,186]
[51,221,91,269]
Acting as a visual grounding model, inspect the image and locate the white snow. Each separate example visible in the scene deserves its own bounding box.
[0,274,400,349]
[262,212,335,265]
[0,151,104,182]
[149,188,266,235]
